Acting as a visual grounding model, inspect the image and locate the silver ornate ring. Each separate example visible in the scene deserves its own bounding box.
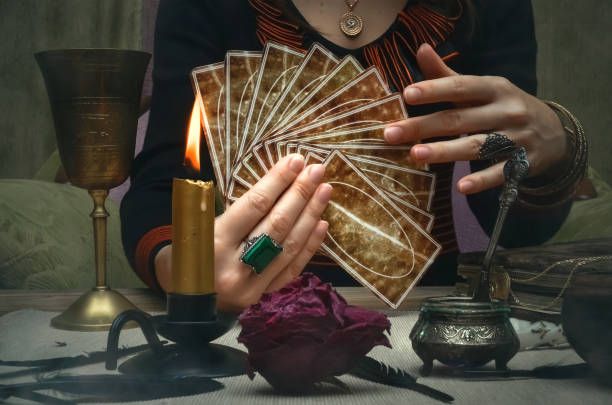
[477,132,517,161]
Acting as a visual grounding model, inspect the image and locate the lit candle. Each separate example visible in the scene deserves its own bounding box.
[171,101,215,295]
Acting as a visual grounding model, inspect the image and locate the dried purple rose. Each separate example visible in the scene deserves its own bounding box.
[237,273,391,392]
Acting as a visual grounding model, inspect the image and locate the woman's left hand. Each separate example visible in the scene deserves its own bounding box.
[384,43,569,194]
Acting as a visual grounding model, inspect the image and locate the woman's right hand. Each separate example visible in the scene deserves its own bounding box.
[155,154,332,313]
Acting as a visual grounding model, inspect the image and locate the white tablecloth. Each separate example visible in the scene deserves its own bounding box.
[1,309,610,405]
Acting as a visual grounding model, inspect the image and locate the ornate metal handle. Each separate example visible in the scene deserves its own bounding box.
[473,148,529,302]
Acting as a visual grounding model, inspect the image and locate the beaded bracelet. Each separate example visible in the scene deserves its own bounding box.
[517,101,588,209]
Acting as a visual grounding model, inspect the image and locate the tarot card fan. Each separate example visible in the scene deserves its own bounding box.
[192,41,441,309]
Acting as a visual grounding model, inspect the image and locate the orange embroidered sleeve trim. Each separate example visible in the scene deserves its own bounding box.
[134,225,172,289]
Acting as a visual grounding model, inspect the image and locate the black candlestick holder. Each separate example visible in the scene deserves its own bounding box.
[105,293,248,378]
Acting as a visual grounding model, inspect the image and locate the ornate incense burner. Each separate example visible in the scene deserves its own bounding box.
[410,297,519,375]
[410,148,529,375]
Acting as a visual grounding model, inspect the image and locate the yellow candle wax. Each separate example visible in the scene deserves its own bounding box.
[171,178,215,294]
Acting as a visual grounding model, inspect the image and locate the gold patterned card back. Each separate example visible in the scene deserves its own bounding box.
[268,55,364,134]
[298,124,388,145]
[229,150,265,192]
[343,155,435,211]
[279,66,390,135]
[238,42,305,159]
[278,93,407,138]
[306,143,425,170]
[321,151,441,308]
[225,51,262,190]
[253,43,339,145]
[264,94,407,165]
[295,145,435,231]
[227,180,249,202]
[191,62,226,196]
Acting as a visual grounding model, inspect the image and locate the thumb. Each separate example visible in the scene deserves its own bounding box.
[416,43,457,79]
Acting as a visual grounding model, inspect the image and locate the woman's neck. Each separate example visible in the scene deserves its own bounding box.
[291,0,408,50]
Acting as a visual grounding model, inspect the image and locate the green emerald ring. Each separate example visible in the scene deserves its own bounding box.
[239,233,283,274]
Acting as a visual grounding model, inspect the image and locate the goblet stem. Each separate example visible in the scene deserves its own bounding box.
[89,190,109,288]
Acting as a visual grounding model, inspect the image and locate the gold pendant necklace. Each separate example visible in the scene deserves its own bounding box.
[339,0,363,38]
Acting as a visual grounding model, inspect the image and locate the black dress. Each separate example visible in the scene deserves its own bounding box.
[120,0,571,289]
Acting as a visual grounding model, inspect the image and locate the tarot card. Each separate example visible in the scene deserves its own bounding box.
[278,66,390,135]
[238,42,304,156]
[191,62,226,196]
[387,193,435,232]
[343,155,435,211]
[297,142,421,169]
[227,181,249,202]
[252,43,340,146]
[296,145,435,231]
[320,151,441,308]
[264,94,408,166]
[267,55,364,134]
[225,51,262,194]
[228,149,265,197]
[238,42,305,160]
[232,55,366,184]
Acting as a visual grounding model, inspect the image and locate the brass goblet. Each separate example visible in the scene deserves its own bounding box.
[36,49,151,331]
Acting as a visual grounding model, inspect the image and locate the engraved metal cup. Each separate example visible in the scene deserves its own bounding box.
[36,49,151,331]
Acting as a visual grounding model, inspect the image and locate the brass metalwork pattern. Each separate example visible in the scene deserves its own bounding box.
[37,49,150,331]
[36,49,151,190]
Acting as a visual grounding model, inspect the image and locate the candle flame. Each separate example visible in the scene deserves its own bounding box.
[184,100,201,172]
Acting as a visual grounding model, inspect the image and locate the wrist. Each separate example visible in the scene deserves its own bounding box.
[518,101,588,208]
[154,244,173,292]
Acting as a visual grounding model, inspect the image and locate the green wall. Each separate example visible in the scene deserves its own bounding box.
[0,0,611,183]
[533,0,612,183]
[0,0,142,179]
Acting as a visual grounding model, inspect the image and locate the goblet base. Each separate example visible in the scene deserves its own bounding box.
[51,286,138,331]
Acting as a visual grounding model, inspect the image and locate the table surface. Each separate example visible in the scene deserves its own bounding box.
[1,288,611,405]
[0,286,455,315]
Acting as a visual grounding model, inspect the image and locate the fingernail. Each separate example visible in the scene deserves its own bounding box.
[403,86,421,102]
[289,154,305,172]
[384,126,404,143]
[418,43,431,53]
[412,145,431,160]
[318,220,329,233]
[308,164,325,184]
[317,183,332,203]
[458,180,473,194]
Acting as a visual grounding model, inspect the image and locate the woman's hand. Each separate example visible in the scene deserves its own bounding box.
[155,154,332,313]
[384,44,569,195]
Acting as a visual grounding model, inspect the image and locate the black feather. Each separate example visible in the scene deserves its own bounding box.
[349,356,454,403]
